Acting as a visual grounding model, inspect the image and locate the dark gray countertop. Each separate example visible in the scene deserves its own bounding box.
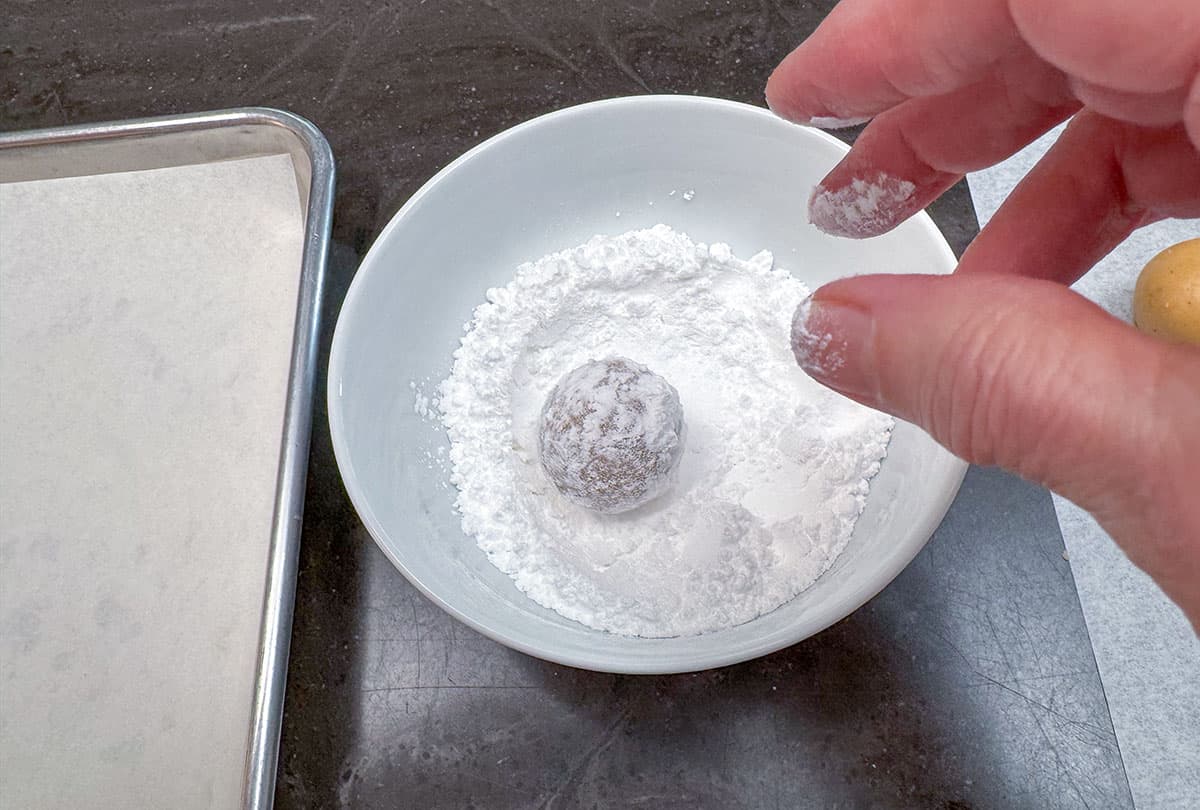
[5,2,1130,808]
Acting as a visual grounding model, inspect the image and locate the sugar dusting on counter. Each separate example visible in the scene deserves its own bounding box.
[436,225,892,637]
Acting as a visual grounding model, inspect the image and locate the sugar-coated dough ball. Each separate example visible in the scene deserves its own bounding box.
[538,357,685,514]
[1133,238,1200,346]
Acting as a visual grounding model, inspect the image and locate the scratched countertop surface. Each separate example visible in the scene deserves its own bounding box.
[5,2,1133,808]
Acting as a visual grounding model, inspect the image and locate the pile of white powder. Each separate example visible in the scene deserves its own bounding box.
[437,225,892,637]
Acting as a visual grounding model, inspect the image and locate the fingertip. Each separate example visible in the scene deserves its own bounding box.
[807,173,920,239]
[765,42,880,126]
[789,293,814,367]
[790,290,880,404]
[765,60,812,124]
[766,71,877,128]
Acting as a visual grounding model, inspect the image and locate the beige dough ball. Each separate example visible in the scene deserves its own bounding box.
[538,357,685,514]
[1133,238,1200,345]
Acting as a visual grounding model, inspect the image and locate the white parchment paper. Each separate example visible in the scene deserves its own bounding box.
[0,154,303,809]
[967,125,1200,809]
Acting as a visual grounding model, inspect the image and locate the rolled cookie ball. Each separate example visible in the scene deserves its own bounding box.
[538,357,685,514]
[1133,238,1200,346]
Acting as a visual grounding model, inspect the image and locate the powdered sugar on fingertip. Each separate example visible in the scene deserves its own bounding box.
[808,173,917,239]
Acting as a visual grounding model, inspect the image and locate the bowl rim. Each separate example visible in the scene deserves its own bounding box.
[327,94,968,674]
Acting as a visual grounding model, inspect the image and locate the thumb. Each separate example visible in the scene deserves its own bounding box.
[791,272,1200,620]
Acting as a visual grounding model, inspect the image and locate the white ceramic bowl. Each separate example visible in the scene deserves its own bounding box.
[328,95,967,674]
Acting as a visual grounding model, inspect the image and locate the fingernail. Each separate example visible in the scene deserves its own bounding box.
[805,115,873,129]
[765,100,872,129]
[764,88,873,128]
[808,173,917,239]
[791,294,879,403]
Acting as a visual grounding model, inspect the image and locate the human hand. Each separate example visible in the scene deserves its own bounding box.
[766,0,1200,625]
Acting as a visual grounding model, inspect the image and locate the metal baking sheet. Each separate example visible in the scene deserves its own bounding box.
[0,108,333,810]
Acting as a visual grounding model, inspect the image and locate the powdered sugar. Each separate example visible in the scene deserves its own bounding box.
[438,225,892,637]
[790,294,846,374]
[808,172,916,239]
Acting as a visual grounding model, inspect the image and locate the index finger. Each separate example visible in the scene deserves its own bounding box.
[765,0,1019,125]
[765,0,1200,128]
